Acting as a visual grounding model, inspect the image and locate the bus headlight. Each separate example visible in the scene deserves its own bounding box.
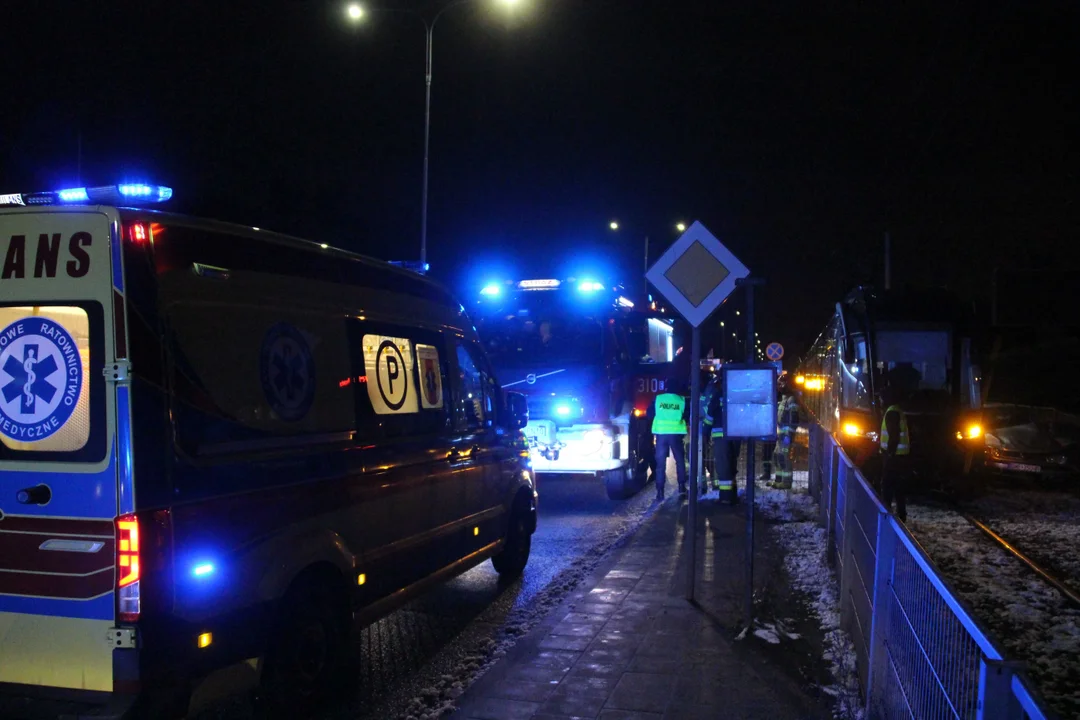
[958,424,982,441]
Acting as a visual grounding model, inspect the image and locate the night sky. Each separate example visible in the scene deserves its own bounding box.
[2,1,1076,360]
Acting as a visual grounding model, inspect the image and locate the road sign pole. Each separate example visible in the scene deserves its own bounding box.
[735,275,765,628]
[745,281,755,626]
[644,221,751,608]
[686,324,701,601]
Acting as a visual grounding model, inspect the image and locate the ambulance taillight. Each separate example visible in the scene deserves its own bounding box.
[116,515,141,622]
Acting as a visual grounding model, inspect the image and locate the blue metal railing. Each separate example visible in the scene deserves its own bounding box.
[807,424,1055,720]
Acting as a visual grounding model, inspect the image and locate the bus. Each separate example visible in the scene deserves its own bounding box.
[797,285,982,484]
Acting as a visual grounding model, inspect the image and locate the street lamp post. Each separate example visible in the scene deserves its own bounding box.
[347,0,520,269]
[609,219,687,294]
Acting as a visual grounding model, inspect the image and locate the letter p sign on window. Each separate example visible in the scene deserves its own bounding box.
[363,334,418,415]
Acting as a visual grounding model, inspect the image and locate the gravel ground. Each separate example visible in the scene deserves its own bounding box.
[964,486,1080,595]
[907,499,1080,718]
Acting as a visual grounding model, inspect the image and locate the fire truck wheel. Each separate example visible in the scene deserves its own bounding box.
[604,464,636,500]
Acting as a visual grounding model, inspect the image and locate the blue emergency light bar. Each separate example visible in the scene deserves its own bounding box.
[0,183,173,207]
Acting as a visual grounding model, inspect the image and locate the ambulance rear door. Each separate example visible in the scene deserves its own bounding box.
[0,205,124,695]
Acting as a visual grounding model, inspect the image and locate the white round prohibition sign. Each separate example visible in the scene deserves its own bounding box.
[375,340,409,411]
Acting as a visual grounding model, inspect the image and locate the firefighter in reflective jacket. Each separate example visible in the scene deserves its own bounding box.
[769,393,799,489]
[703,374,739,503]
[647,380,689,501]
[880,392,911,522]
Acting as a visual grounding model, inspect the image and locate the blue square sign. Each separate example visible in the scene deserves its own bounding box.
[722,364,777,440]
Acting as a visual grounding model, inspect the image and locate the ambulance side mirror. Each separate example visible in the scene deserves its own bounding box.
[506,392,529,429]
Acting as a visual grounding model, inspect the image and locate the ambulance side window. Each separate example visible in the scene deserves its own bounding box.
[454,342,492,431]
[351,320,450,439]
[166,303,361,456]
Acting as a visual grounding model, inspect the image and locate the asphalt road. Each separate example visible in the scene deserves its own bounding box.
[189,472,655,720]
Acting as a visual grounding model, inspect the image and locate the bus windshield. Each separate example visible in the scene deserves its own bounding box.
[875,329,953,410]
[476,313,604,368]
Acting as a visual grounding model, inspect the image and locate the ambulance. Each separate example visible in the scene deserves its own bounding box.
[0,184,535,718]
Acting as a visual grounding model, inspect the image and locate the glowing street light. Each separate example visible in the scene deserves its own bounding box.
[676,222,686,233]
[609,220,619,230]
[346,3,364,20]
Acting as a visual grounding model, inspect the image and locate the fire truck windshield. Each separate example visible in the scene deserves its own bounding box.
[477,313,604,368]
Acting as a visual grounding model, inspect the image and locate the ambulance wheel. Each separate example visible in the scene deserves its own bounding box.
[259,574,351,717]
[492,496,532,577]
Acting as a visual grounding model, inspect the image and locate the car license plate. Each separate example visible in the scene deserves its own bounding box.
[995,462,1040,473]
[526,421,551,443]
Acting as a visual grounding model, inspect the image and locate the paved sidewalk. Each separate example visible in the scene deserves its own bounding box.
[451,491,827,720]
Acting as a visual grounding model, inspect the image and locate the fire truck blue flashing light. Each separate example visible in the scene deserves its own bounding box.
[481,284,502,297]
[193,563,215,578]
[577,281,604,293]
[555,404,572,417]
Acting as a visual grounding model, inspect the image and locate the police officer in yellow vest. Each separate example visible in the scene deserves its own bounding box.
[647,379,689,501]
[880,385,912,522]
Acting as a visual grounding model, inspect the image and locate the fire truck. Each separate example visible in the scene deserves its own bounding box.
[473,277,685,499]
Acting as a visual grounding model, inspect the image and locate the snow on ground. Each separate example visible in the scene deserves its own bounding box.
[907,501,1080,719]
[747,465,865,719]
[963,488,1080,594]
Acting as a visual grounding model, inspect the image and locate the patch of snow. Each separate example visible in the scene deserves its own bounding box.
[754,624,782,644]
[744,619,802,646]
[749,459,865,720]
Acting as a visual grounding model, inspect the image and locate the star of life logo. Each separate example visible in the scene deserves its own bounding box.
[0,317,83,442]
[259,323,315,422]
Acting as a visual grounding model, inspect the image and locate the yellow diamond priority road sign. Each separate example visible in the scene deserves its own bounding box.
[646,221,749,327]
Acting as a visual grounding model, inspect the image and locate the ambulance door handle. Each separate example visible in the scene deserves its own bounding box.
[447,446,481,462]
[17,484,52,506]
